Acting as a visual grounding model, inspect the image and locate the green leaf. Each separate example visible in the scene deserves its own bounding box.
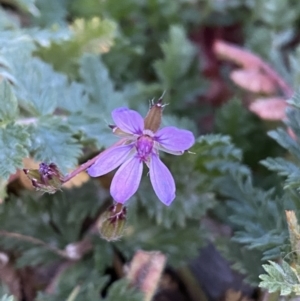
[0,8,19,30]
[12,0,39,16]
[137,153,216,228]
[35,259,110,301]
[152,25,202,111]
[192,134,250,176]
[260,157,299,177]
[117,214,204,266]
[29,118,82,173]
[216,172,288,260]
[80,54,125,114]
[260,157,300,189]
[57,82,89,113]
[259,260,300,295]
[67,113,116,148]
[153,25,196,87]
[31,0,68,26]
[0,42,68,116]
[0,182,104,267]
[0,81,18,124]
[15,58,66,116]
[216,238,264,285]
[0,295,15,301]
[0,123,30,179]
[26,26,72,47]
[268,128,300,161]
[215,98,282,166]
[104,279,143,301]
[36,17,116,76]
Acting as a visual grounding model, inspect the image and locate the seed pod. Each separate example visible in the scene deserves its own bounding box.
[97,203,127,241]
[23,162,64,194]
[144,97,164,132]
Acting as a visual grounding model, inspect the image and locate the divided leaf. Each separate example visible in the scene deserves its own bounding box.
[104,279,143,301]
[154,25,196,87]
[259,260,300,295]
[29,118,82,173]
[0,124,30,179]
[0,81,18,124]
[80,54,125,114]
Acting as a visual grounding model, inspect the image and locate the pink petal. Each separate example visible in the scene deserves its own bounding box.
[155,126,195,154]
[149,154,175,206]
[87,144,134,177]
[110,156,143,203]
[249,98,287,120]
[112,107,144,135]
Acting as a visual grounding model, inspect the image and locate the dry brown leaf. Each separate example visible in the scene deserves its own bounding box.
[127,250,167,301]
[249,97,287,120]
[224,289,253,301]
[286,210,300,257]
[230,69,277,94]
[62,171,89,189]
[0,253,22,300]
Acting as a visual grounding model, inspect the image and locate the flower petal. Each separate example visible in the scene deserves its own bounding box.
[112,107,144,135]
[155,126,195,154]
[149,154,175,206]
[87,144,134,177]
[110,156,143,203]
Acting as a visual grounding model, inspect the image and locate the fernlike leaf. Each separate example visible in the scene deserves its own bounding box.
[80,54,124,114]
[57,82,89,113]
[117,215,203,266]
[105,279,143,301]
[0,8,19,29]
[0,295,15,301]
[217,172,288,260]
[36,17,116,76]
[31,0,67,26]
[268,128,300,160]
[0,123,30,179]
[259,260,300,295]
[28,117,82,173]
[13,0,39,16]
[0,80,18,124]
[67,113,116,148]
[14,57,66,116]
[153,25,196,87]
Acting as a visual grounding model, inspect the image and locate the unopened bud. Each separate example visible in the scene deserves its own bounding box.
[97,203,127,241]
[23,162,64,194]
[144,97,164,132]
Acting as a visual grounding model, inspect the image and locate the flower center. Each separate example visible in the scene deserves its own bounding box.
[136,135,154,161]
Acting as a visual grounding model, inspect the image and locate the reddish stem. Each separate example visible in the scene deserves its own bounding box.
[62,138,127,183]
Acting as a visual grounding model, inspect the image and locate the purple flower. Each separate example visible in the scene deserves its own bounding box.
[87,102,195,206]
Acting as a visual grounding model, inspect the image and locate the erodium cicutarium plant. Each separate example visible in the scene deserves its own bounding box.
[87,100,195,206]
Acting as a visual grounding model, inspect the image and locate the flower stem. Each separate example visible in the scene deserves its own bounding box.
[62,138,127,183]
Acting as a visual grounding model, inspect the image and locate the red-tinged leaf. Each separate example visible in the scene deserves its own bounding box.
[249,98,287,120]
[287,127,297,140]
[213,40,260,69]
[231,69,277,94]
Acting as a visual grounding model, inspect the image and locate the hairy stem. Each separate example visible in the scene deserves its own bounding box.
[62,138,127,183]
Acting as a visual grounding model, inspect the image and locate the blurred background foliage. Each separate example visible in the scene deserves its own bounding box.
[1,0,300,300]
